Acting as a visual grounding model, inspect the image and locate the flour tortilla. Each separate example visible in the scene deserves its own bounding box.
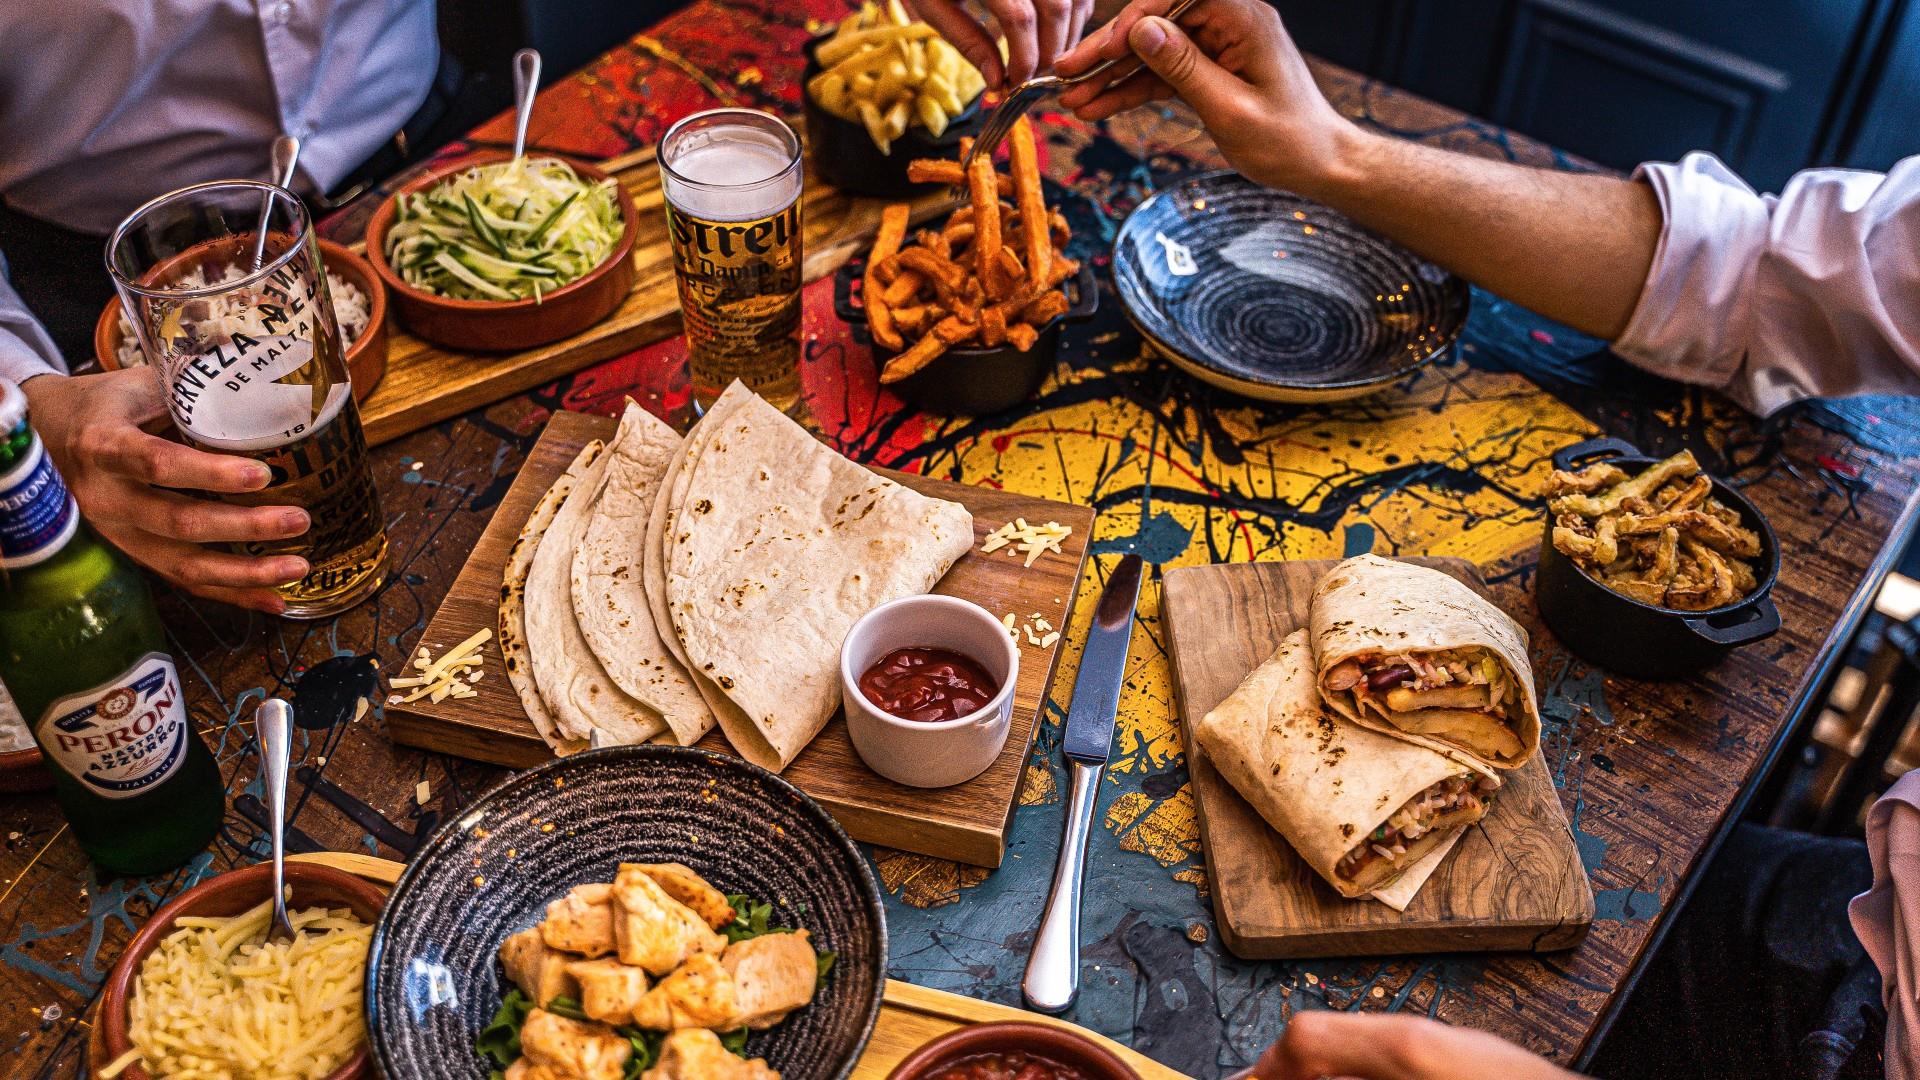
[501,445,597,756]
[663,381,975,771]
[643,385,759,750]
[526,420,667,747]
[1308,554,1540,772]
[1194,629,1488,900]
[572,402,714,746]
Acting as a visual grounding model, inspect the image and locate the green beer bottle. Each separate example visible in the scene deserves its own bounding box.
[0,378,223,875]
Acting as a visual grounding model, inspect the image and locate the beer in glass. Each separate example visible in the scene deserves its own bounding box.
[658,108,805,414]
[107,180,388,618]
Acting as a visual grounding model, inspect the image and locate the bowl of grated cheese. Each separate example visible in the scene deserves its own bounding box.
[94,239,389,403]
[96,860,385,1080]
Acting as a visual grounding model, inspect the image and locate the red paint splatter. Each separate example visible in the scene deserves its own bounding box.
[1530,329,1555,345]
[1817,454,1860,478]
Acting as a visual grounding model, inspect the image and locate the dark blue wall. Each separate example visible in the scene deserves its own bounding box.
[1274,0,1920,191]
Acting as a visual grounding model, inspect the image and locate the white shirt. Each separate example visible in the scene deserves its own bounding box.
[1617,151,1920,415]
[0,0,437,382]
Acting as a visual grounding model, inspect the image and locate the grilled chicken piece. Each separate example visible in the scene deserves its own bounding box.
[519,1008,631,1080]
[504,1060,569,1080]
[541,883,618,958]
[609,865,726,975]
[723,929,819,1029]
[630,931,818,1031]
[627,862,736,931]
[565,958,650,1024]
[501,927,581,1007]
[641,1029,780,1080]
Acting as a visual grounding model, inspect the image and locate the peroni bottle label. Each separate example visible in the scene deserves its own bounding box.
[0,435,77,568]
[34,651,190,798]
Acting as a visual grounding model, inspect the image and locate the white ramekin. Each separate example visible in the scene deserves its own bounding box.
[840,595,1019,788]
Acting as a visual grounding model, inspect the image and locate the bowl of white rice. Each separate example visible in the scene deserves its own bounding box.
[96,859,385,1080]
[95,238,389,403]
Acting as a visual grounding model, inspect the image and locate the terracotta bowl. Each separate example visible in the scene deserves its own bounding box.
[97,861,387,1080]
[887,1021,1143,1080]
[94,238,391,402]
[363,150,638,351]
[0,745,49,793]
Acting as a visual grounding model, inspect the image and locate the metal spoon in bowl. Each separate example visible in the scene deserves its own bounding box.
[256,697,300,942]
[250,134,302,271]
[511,49,542,161]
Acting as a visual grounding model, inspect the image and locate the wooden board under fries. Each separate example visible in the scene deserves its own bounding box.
[385,409,1096,867]
[1162,558,1594,959]
[353,146,959,447]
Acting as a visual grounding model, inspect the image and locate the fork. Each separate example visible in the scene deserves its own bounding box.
[961,0,1206,171]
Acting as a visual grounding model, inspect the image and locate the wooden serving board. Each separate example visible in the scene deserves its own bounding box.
[353,146,959,447]
[1161,558,1594,959]
[385,409,1094,867]
[279,856,1190,1080]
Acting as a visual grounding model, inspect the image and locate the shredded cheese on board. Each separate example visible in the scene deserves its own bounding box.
[121,898,370,1080]
[388,628,491,704]
[980,518,1074,567]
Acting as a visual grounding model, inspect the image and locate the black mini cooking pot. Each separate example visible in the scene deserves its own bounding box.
[1534,436,1781,680]
[802,34,985,199]
[834,256,1098,414]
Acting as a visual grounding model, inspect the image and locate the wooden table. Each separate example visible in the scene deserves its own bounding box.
[7,1,1920,1076]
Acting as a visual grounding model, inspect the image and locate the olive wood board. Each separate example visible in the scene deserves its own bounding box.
[1161,558,1594,959]
[268,853,1191,1080]
[385,409,1095,867]
[351,144,960,447]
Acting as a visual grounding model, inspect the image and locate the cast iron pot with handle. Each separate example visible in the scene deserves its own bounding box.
[834,256,1097,414]
[1534,436,1781,680]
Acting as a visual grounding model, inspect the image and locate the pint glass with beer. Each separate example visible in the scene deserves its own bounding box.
[108,181,388,619]
[658,109,805,414]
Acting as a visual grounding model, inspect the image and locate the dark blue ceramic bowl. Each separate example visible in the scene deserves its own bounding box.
[364,745,887,1080]
[1112,171,1469,403]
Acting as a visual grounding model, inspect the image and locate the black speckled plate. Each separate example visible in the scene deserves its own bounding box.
[1113,171,1470,403]
[364,746,886,1080]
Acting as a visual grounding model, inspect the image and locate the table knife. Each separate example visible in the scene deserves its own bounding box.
[1022,553,1145,1014]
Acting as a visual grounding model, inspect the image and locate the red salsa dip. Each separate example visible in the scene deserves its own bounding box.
[858,646,999,722]
[924,1051,1093,1080]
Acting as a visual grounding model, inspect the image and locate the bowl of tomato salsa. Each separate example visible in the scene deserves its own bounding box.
[886,1021,1141,1080]
[840,595,1019,788]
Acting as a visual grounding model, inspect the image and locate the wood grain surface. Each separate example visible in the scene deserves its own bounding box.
[1163,558,1594,959]
[385,410,1095,867]
[354,146,959,447]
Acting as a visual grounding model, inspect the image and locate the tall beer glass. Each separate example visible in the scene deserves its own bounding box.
[659,109,805,415]
[107,181,388,619]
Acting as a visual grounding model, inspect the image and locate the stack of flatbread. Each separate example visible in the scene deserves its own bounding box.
[1193,555,1540,909]
[501,382,975,772]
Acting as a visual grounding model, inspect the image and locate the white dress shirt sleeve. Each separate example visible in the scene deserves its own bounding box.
[1614,151,1920,415]
[0,253,67,386]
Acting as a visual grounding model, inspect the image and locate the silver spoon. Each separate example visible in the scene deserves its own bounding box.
[250,134,302,271]
[256,698,299,943]
[511,49,542,160]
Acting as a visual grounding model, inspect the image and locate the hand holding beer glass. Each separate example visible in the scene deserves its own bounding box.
[659,109,807,415]
[107,181,389,619]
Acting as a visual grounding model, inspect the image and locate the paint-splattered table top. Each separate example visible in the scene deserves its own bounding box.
[8,0,1920,1075]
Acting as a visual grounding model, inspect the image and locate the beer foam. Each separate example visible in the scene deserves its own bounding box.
[663,127,801,222]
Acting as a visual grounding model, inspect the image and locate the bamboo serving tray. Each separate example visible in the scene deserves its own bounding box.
[352,146,958,447]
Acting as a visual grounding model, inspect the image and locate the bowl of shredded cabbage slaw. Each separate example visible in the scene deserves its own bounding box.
[95,238,390,402]
[365,151,637,352]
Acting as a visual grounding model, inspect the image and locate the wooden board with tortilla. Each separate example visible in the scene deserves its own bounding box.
[387,407,1094,867]
[1163,557,1593,959]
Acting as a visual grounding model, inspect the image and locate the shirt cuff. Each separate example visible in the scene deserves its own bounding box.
[1612,152,1775,412]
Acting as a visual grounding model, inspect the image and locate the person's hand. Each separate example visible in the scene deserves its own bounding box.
[1054,0,1359,197]
[1250,1011,1586,1080]
[22,369,309,613]
[907,0,1095,88]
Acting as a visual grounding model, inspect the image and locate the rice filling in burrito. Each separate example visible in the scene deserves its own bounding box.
[1334,771,1501,885]
[1321,646,1524,763]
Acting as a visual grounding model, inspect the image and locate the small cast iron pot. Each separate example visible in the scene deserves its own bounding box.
[802,34,984,199]
[834,257,1097,414]
[1535,436,1781,680]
